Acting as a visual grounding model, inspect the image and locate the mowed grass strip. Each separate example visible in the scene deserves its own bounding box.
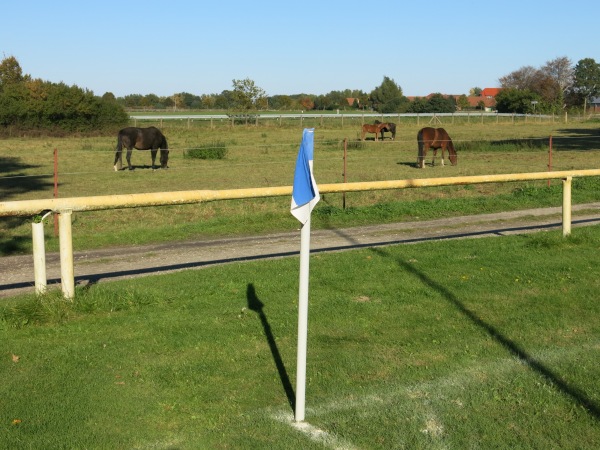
[2,225,600,449]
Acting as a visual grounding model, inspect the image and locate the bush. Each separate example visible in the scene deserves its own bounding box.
[185,142,228,160]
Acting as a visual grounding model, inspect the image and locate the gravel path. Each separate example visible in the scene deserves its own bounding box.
[2,203,600,299]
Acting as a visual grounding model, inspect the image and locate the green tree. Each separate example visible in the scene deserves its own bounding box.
[457,94,470,110]
[231,78,267,110]
[0,55,27,88]
[570,58,600,112]
[369,76,407,113]
[494,88,540,114]
[427,93,456,113]
[406,97,429,113]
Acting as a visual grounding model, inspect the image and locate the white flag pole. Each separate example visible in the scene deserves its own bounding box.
[295,214,311,422]
[291,128,318,422]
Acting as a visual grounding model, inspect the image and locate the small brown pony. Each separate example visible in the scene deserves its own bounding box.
[374,120,397,140]
[416,127,457,168]
[361,122,387,141]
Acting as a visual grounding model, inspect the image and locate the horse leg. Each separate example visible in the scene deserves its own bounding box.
[431,149,437,167]
[126,149,133,170]
[150,149,158,169]
[417,146,426,168]
[440,147,445,166]
[113,148,122,171]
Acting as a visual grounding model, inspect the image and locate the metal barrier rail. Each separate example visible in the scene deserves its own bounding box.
[2,169,600,299]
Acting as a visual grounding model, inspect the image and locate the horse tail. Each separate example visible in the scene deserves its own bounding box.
[417,129,425,168]
[159,135,169,168]
[113,131,124,171]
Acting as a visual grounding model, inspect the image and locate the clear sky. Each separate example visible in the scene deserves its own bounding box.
[2,1,598,98]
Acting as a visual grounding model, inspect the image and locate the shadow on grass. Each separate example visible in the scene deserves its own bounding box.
[395,255,600,420]
[487,128,600,152]
[552,128,600,151]
[0,156,52,199]
[247,283,295,411]
[1,156,54,255]
[329,227,600,421]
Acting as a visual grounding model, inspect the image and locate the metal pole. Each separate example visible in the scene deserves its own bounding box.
[59,210,75,299]
[562,177,572,237]
[295,216,311,422]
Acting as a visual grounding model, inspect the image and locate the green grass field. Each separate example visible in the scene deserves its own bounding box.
[1,225,600,448]
[2,118,600,448]
[1,119,599,256]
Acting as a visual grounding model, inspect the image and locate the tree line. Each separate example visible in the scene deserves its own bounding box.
[1,54,599,135]
[495,56,600,114]
[0,56,128,135]
[117,56,600,116]
[119,76,459,114]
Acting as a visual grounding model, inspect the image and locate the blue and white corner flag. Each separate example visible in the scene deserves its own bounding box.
[291,128,320,224]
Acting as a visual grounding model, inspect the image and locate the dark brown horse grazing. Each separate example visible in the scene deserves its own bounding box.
[374,120,397,140]
[416,127,457,168]
[361,122,387,141]
[113,126,169,171]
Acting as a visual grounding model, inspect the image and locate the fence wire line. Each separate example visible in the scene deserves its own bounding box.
[1,135,598,182]
[2,134,597,157]
[1,152,597,182]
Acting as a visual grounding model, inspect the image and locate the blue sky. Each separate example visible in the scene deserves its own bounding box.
[2,1,598,98]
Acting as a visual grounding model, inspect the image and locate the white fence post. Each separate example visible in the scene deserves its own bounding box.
[32,221,47,295]
[59,210,75,299]
[562,177,572,237]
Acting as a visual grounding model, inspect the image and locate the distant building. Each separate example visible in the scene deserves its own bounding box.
[480,88,502,98]
[407,88,503,112]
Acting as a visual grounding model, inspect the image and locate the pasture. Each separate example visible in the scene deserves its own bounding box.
[1,118,600,447]
[1,118,599,256]
[1,225,600,448]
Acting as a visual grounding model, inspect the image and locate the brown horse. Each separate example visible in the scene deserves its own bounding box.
[374,120,397,140]
[361,122,387,141]
[416,127,457,168]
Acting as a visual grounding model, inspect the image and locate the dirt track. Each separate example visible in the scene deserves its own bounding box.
[2,203,600,299]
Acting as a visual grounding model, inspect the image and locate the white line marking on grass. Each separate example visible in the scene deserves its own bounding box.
[267,344,599,447]
[272,411,359,450]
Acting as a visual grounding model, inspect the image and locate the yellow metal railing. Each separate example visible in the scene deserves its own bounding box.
[2,169,599,299]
